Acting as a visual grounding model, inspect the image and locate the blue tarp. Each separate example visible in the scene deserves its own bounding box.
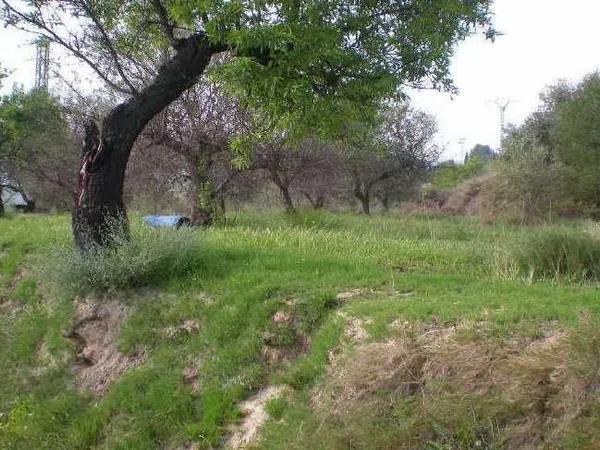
[143,215,190,229]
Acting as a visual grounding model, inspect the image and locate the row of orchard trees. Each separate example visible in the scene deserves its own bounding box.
[0,80,439,219]
[0,0,494,248]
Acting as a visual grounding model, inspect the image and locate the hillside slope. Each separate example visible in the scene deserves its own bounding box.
[1,212,600,449]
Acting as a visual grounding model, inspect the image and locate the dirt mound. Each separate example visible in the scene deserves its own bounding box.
[443,175,492,216]
[261,309,311,366]
[66,297,145,396]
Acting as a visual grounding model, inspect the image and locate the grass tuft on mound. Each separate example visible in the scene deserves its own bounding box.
[49,225,203,294]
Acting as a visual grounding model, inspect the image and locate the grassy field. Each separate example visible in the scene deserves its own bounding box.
[1,211,600,449]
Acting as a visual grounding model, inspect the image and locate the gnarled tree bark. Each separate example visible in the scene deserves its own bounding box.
[189,151,216,227]
[269,169,295,213]
[73,33,222,249]
[352,171,370,215]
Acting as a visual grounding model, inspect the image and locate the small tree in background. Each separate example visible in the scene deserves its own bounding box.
[347,103,439,214]
[464,144,495,164]
[252,138,346,213]
[481,80,576,223]
[293,142,348,210]
[142,81,248,225]
[0,88,78,214]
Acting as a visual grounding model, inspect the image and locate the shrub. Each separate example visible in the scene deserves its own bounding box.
[480,144,570,224]
[506,228,600,282]
[48,224,203,293]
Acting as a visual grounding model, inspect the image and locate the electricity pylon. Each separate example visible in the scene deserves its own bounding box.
[34,38,50,90]
[493,97,512,152]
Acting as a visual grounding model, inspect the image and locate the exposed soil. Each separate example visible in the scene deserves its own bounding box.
[158,319,201,339]
[225,385,288,449]
[0,298,23,315]
[336,288,365,302]
[183,365,201,394]
[341,313,370,344]
[261,310,311,366]
[66,297,146,396]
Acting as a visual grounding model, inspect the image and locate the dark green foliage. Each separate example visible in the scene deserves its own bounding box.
[496,74,600,220]
[0,88,77,210]
[464,144,494,163]
[210,0,494,143]
[0,88,71,162]
[2,0,494,147]
[554,73,600,214]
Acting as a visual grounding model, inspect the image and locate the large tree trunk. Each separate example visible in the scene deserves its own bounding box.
[73,33,220,249]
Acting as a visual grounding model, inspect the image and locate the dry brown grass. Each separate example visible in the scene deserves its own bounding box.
[443,176,491,216]
[309,319,600,449]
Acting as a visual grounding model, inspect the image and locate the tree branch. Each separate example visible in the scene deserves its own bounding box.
[150,0,176,46]
[1,0,134,95]
[77,0,139,94]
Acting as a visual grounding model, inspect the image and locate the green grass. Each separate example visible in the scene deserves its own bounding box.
[1,210,599,449]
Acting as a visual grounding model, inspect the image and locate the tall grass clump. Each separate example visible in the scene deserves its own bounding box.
[49,225,203,293]
[506,227,600,282]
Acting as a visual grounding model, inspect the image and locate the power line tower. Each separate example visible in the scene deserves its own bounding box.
[493,97,511,152]
[34,38,50,90]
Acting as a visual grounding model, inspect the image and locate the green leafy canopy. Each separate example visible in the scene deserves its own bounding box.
[0,88,70,164]
[2,0,494,144]
[200,0,495,140]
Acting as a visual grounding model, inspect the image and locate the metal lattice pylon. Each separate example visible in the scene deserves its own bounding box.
[34,38,50,90]
[493,98,511,151]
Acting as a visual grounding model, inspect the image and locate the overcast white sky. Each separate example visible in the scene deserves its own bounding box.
[1,0,600,161]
